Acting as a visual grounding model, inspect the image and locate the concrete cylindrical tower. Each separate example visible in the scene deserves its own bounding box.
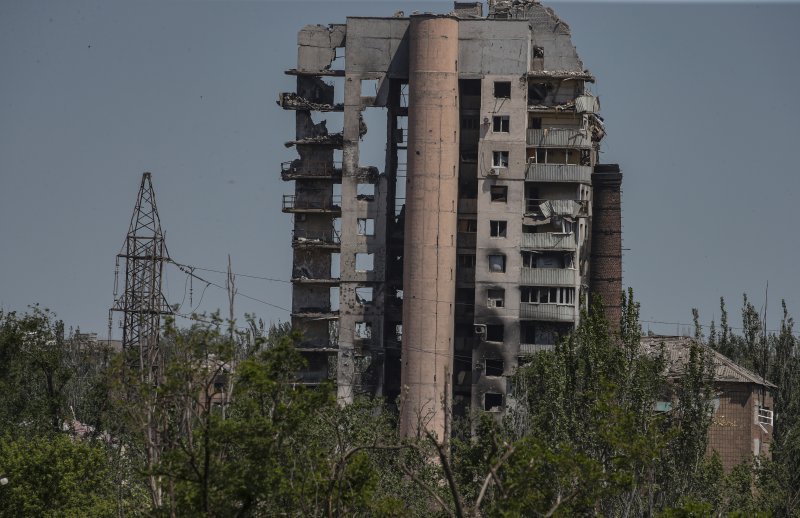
[590,164,623,334]
[400,15,459,440]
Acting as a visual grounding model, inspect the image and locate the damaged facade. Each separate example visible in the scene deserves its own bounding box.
[279,0,622,439]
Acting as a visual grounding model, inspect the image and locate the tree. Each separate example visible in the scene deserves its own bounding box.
[0,306,72,435]
[0,434,117,517]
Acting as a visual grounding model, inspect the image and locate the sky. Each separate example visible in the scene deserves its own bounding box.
[1,0,799,339]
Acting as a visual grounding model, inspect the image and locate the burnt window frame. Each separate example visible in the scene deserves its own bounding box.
[490,185,508,202]
[493,81,511,99]
[484,358,504,377]
[484,392,504,412]
[485,324,504,342]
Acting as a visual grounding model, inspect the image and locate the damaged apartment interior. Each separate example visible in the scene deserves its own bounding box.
[279,0,622,439]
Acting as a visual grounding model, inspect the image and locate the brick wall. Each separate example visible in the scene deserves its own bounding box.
[708,382,773,471]
[590,164,623,332]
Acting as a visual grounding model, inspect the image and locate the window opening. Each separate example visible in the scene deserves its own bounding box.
[457,254,476,268]
[521,287,575,305]
[493,81,511,98]
[486,324,504,342]
[487,289,505,308]
[485,359,504,377]
[488,254,506,273]
[361,78,378,97]
[492,115,510,133]
[484,393,504,412]
[399,83,409,108]
[492,151,509,168]
[357,218,375,236]
[461,116,480,130]
[456,288,474,307]
[490,186,508,202]
[490,220,507,238]
[330,287,340,311]
[355,253,374,272]
[355,321,372,339]
[355,287,373,304]
[528,83,550,104]
[458,218,478,233]
[757,406,774,426]
[357,183,375,201]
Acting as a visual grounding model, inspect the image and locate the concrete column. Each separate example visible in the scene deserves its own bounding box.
[590,164,623,333]
[400,15,459,440]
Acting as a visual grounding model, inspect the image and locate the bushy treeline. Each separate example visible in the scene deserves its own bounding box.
[0,293,799,516]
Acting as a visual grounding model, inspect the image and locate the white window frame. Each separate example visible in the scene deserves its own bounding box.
[487,289,505,308]
[756,406,773,427]
[492,151,509,168]
[490,220,507,238]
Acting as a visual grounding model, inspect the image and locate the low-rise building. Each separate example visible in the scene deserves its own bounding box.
[642,335,776,471]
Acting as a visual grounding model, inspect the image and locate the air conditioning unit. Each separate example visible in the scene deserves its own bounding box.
[473,324,487,339]
[487,167,501,177]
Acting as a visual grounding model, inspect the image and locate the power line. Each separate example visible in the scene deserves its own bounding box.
[169,260,291,284]
[171,260,292,313]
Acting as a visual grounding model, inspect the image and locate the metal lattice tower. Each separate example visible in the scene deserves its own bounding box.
[111,172,171,380]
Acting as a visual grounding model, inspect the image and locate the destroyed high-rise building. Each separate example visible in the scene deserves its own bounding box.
[279,0,622,439]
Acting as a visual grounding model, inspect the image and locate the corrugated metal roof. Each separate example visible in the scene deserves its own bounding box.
[640,335,776,388]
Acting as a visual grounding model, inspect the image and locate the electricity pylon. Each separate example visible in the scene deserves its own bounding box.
[110,172,172,381]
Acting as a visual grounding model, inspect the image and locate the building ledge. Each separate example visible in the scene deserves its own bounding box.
[277,92,343,112]
[291,277,341,285]
[293,310,338,319]
[282,195,342,214]
[526,70,595,82]
[284,133,344,148]
[285,68,345,77]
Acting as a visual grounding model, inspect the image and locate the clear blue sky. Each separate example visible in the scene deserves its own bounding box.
[1,0,798,338]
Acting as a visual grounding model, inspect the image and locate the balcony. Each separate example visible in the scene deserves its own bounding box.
[525,199,588,218]
[520,303,576,322]
[457,232,477,249]
[575,95,600,114]
[277,92,343,112]
[456,267,476,284]
[521,232,576,250]
[461,95,481,111]
[291,307,339,320]
[284,133,344,149]
[295,368,331,385]
[458,198,478,214]
[290,275,340,285]
[282,194,342,214]
[292,229,341,249]
[521,268,576,287]
[519,343,555,354]
[281,160,342,181]
[527,128,591,148]
[525,163,592,184]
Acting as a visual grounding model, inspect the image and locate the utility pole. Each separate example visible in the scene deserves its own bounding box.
[110,172,172,508]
